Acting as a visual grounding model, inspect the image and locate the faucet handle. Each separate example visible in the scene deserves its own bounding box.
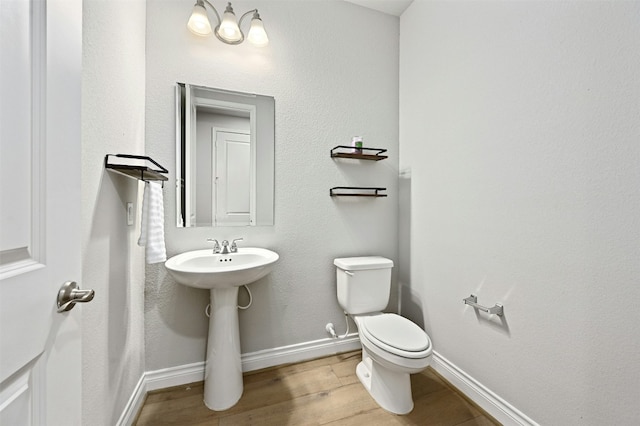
[231,238,243,252]
[207,238,221,253]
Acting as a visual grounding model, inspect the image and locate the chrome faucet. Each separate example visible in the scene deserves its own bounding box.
[210,238,243,254]
[207,238,221,254]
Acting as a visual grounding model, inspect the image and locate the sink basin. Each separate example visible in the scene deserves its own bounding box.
[165,247,279,289]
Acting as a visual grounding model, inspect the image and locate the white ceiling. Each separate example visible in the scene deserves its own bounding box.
[345,0,413,17]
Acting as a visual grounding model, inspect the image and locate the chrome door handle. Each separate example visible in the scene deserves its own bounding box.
[57,281,95,313]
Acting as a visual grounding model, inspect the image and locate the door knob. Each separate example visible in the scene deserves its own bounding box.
[57,281,95,313]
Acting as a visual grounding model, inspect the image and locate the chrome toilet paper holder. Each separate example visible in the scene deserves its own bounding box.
[463,294,504,317]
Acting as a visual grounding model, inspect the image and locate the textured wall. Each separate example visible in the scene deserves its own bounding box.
[145,0,400,371]
[81,0,147,424]
[400,1,640,424]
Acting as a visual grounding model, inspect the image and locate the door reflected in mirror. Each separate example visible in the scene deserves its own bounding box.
[176,83,275,227]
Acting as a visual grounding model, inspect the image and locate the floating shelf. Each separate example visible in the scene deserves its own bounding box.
[330,145,388,161]
[330,187,387,197]
[104,154,168,183]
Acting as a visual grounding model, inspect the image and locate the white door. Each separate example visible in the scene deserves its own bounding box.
[215,131,251,226]
[0,0,83,424]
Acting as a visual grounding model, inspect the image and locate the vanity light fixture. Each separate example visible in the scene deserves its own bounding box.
[187,0,269,47]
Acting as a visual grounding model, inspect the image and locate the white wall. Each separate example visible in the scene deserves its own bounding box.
[81,0,147,424]
[145,0,400,371]
[400,1,640,424]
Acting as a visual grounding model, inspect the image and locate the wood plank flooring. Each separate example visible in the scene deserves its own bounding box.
[134,351,499,426]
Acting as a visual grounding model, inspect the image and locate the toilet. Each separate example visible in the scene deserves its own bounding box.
[334,256,432,415]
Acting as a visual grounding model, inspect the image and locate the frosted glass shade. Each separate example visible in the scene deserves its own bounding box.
[247,17,269,47]
[187,3,212,36]
[217,10,242,43]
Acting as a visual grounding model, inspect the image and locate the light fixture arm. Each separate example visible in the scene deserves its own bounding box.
[238,9,259,28]
[200,0,221,26]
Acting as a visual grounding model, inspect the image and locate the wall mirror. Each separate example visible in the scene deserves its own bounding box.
[176,83,275,227]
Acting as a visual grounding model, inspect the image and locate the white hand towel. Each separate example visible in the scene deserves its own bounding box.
[138,181,167,264]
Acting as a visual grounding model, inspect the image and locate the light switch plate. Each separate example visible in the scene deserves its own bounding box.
[127,202,134,226]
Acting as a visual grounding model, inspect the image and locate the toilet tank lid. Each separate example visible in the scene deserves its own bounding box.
[334,256,394,271]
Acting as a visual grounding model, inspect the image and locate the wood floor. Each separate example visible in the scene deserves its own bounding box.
[134,351,499,426]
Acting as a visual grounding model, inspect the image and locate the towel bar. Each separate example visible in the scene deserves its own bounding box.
[463,294,504,317]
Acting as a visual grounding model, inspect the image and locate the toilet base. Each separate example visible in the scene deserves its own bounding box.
[356,352,414,415]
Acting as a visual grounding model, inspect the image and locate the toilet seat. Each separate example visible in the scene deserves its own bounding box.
[360,314,431,359]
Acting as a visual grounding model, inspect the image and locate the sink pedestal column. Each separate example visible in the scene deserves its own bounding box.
[203,286,242,410]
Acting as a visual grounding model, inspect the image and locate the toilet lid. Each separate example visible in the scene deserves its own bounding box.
[361,314,430,354]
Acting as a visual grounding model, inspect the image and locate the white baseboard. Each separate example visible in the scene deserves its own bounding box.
[241,333,361,372]
[431,351,538,426]
[117,334,361,425]
[115,374,146,426]
[145,361,206,392]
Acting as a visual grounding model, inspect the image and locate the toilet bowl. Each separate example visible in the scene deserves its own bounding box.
[334,256,432,415]
[353,313,432,414]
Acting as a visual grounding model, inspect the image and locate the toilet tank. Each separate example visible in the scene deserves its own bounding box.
[334,256,394,315]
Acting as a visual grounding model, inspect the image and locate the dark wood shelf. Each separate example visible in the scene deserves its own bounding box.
[330,187,387,197]
[330,145,388,161]
[104,154,168,182]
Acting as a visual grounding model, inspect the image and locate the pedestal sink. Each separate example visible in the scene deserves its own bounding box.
[165,247,279,410]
